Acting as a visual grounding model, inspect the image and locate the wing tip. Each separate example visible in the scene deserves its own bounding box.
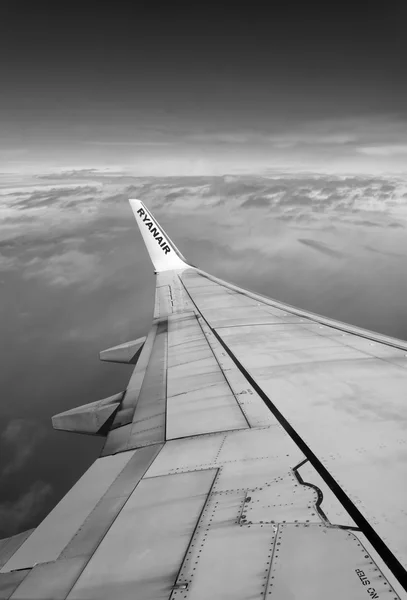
[129,199,190,272]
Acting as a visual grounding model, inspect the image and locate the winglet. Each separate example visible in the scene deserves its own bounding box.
[129,199,189,272]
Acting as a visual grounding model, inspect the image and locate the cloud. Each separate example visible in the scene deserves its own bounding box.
[86,141,173,146]
[0,481,53,536]
[180,115,407,157]
[364,244,405,258]
[23,250,102,288]
[267,132,358,148]
[355,219,381,228]
[3,165,407,547]
[298,238,345,258]
[1,419,46,477]
[2,166,407,544]
[357,145,407,156]
[241,195,272,208]
[388,221,404,228]
[186,132,256,144]
[16,185,101,209]
[0,254,16,272]
[2,169,407,292]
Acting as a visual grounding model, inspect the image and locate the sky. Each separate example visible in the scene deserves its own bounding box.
[2,2,407,174]
[1,2,407,537]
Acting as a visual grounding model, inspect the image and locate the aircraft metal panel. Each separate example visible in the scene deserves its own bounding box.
[243,474,320,525]
[219,324,407,569]
[103,443,162,498]
[266,524,400,600]
[154,285,173,319]
[9,557,87,600]
[129,320,167,448]
[296,460,357,528]
[167,339,212,368]
[180,272,219,288]
[61,444,162,559]
[1,452,135,572]
[180,286,236,299]
[166,381,248,439]
[0,570,30,600]
[180,290,258,310]
[216,367,278,427]
[218,322,368,350]
[217,326,369,369]
[352,532,407,600]
[0,532,33,569]
[145,434,227,477]
[389,357,407,371]
[128,423,165,448]
[214,456,299,494]
[171,492,277,600]
[314,434,407,566]
[67,469,218,600]
[117,324,158,414]
[167,369,225,398]
[59,497,127,559]
[260,304,310,318]
[100,423,132,455]
[215,425,303,465]
[104,325,158,440]
[169,356,220,379]
[194,268,407,351]
[197,317,278,427]
[304,323,407,359]
[156,271,193,314]
[182,273,307,327]
[167,313,204,348]
[187,287,310,324]
[340,336,407,362]
[168,325,205,347]
[128,418,165,448]
[193,306,296,328]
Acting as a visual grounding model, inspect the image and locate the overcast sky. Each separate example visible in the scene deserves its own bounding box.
[2,2,407,174]
[1,2,407,537]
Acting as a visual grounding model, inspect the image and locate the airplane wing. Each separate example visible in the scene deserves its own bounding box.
[1,199,407,599]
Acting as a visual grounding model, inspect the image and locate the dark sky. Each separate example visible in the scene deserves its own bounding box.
[1,2,407,538]
[1,2,407,173]
[2,2,406,112]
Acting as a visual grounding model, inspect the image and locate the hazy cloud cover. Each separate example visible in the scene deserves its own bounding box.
[0,481,53,537]
[6,114,407,176]
[1,167,407,538]
[1,419,46,477]
[0,419,50,535]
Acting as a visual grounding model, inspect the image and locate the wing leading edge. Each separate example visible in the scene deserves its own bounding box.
[1,200,406,599]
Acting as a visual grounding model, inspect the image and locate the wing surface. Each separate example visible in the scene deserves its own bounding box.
[1,200,407,599]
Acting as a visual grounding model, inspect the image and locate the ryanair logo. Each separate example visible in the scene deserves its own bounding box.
[137,208,171,255]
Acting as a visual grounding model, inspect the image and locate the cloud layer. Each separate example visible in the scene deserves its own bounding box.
[1,419,46,477]
[1,167,407,537]
[0,482,53,537]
